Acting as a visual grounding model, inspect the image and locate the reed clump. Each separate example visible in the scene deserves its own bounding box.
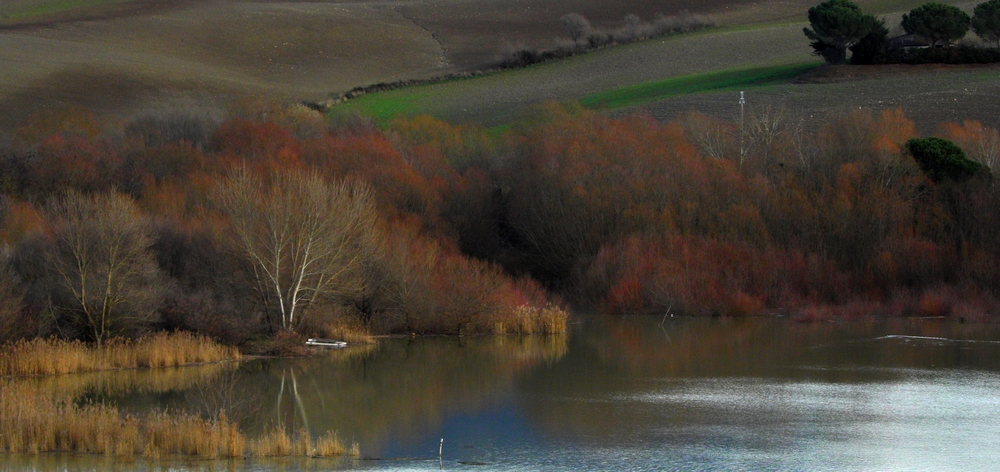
[321,316,375,345]
[132,331,241,368]
[0,381,357,459]
[314,431,346,457]
[249,426,359,458]
[0,381,141,456]
[0,332,241,377]
[143,411,244,458]
[249,427,291,457]
[493,304,570,335]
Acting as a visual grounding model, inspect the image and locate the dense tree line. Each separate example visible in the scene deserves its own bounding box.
[0,104,559,345]
[436,103,1000,320]
[2,101,999,345]
[806,0,1000,64]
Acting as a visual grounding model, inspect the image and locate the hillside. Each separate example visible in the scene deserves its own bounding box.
[0,0,991,133]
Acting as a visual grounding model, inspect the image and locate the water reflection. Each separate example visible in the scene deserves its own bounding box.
[6,317,1000,470]
[520,317,1000,442]
[243,335,568,451]
[20,361,237,400]
[586,316,1000,378]
[4,453,355,471]
[506,317,1000,471]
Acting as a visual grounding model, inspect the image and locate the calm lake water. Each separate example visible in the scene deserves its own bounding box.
[8,316,1000,471]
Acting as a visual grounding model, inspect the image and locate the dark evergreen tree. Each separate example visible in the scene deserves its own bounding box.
[850,18,890,64]
[972,0,1000,48]
[902,3,971,47]
[906,137,988,183]
[803,0,879,64]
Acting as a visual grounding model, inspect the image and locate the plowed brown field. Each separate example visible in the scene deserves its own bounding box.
[0,0,981,131]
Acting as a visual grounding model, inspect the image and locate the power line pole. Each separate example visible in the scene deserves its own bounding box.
[739,90,746,168]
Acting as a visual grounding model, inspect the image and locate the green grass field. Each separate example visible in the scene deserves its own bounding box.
[334,62,823,125]
[332,92,435,124]
[330,21,817,126]
[580,63,821,110]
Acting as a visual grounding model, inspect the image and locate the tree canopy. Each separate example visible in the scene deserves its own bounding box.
[215,167,381,332]
[803,0,879,64]
[973,0,1000,48]
[902,3,971,47]
[560,13,592,42]
[849,18,890,64]
[906,137,988,183]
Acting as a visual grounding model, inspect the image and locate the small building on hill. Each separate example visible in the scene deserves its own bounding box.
[889,34,932,50]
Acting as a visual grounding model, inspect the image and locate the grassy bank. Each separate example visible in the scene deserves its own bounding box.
[0,332,240,377]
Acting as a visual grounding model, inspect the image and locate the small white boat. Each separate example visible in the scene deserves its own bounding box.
[305,338,348,348]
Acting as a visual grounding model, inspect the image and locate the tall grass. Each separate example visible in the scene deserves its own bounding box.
[492,304,570,335]
[140,411,244,458]
[0,381,359,458]
[0,331,241,377]
[248,427,357,458]
[308,314,376,345]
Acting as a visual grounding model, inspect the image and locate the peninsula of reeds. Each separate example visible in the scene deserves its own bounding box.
[0,331,241,377]
[0,331,359,460]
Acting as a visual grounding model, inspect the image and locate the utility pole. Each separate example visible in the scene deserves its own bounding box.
[739,91,746,168]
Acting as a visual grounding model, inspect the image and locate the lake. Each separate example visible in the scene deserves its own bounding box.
[7,316,1000,470]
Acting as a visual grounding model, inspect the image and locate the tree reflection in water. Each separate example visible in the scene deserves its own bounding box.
[228,336,567,453]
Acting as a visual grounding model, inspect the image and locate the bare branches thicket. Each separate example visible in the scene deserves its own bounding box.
[623,14,644,39]
[581,10,716,46]
[744,105,788,169]
[215,167,380,332]
[678,112,736,160]
[560,13,592,42]
[0,262,28,342]
[964,122,1000,171]
[501,11,714,69]
[45,191,162,345]
[123,112,217,150]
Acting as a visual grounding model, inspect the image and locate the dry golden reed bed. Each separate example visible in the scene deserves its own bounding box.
[0,331,241,377]
[320,316,376,345]
[0,332,359,459]
[0,381,358,458]
[493,304,570,335]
